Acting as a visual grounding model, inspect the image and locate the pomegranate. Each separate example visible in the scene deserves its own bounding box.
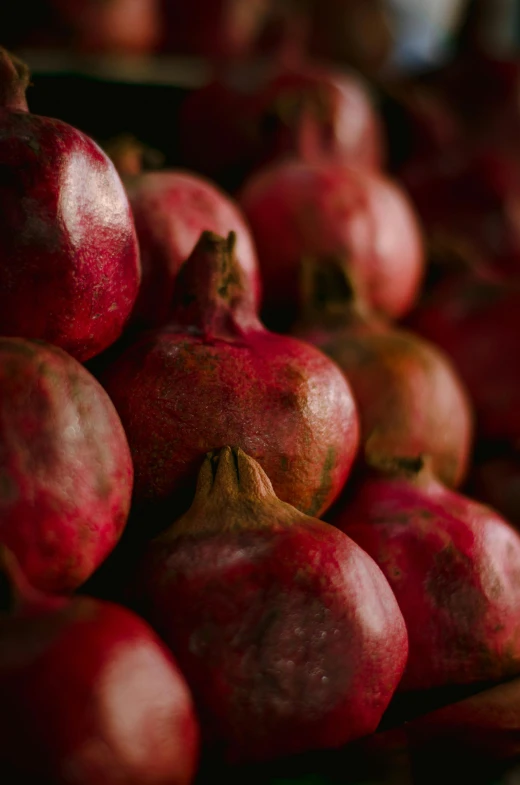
[306,0,393,76]
[381,80,462,173]
[408,276,520,444]
[0,549,199,785]
[48,0,162,54]
[125,169,261,329]
[399,146,520,279]
[0,48,141,362]
[102,231,359,527]
[406,674,520,759]
[179,62,384,190]
[333,458,520,691]
[162,0,272,60]
[240,158,424,328]
[136,446,408,762]
[0,338,133,595]
[469,454,520,529]
[294,257,473,488]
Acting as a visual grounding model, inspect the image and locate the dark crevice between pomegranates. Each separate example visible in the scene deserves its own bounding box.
[0,569,15,614]
[365,452,426,479]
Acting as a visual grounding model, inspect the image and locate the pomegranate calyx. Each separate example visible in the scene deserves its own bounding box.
[170,231,261,338]
[365,450,428,480]
[0,48,30,113]
[299,252,370,328]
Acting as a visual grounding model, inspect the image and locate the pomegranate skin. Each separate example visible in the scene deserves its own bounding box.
[179,63,384,189]
[0,50,141,361]
[48,0,162,54]
[0,338,133,594]
[162,0,271,59]
[399,147,520,279]
[296,315,473,489]
[138,448,408,763]
[240,159,424,324]
[126,170,261,329]
[102,232,359,524]
[0,581,199,784]
[409,278,520,445]
[334,468,520,691]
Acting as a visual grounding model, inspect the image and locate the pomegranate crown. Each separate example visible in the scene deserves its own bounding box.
[170,231,261,338]
[0,47,30,113]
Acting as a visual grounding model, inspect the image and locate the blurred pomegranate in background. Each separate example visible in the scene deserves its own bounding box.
[180,61,384,191]
[240,158,423,329]
[48,0,162,54]
[306,0,394,76]
[408,275,520,446]
[399,147,520,280]
[162,0,273,60]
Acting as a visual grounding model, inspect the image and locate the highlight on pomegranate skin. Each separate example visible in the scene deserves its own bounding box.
[0,550,199,785]
[102,231,360,527]
[0,338,134,594]
[240,157,424,328]
[136,447,408,763]
[0,47,141,362]
[125,169,262,329]
[333,459,520,692]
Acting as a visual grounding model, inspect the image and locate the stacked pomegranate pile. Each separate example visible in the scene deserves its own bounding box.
[2,29,520,782]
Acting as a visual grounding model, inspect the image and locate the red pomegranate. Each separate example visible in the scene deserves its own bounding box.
[333,458,520,691]
[179,62,384,190]
[137,447,408,762]
[102,231,359,528]
[399,146,520,279]
[0,550,199,785]
[125,169,261,329]
[406,674,520,760]
[408,276,520,444]
[48,0,162,54]
[240,158,424,327]
[0,338,133,594]
[0,48,141,362]
[294,257,473,488]
[162,0,272,59]
[306,0,393,76]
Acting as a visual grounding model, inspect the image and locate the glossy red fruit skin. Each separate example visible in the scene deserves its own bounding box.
[0,593,199,785]
[102,232,359,525]
[0,54,141,361]
[126,170,261,329]
[333,470,520,691]
[408,278,520,445]
[240,159,424,324]
[162,0,271,59]
[179,63,384,189]
[296,315,473,489]
[0,338,133,594]
[137,448,408,763]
